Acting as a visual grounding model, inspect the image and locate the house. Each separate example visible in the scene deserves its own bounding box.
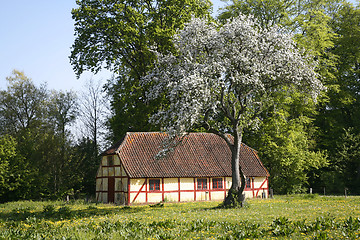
[96,132,269,205]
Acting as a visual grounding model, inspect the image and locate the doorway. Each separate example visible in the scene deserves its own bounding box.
[108,177,115,203]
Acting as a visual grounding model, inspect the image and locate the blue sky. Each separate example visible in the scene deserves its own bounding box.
[0,1,227,92]
[0,1,81,91]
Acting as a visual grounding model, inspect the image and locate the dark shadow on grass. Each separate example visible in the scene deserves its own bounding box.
[0,205,144,222]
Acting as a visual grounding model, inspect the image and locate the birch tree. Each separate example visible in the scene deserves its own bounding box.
[143,15,324,207]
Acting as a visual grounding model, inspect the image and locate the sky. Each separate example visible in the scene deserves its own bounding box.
[0,1,227,92]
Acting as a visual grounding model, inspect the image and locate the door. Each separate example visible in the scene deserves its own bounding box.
[108,177,115,203]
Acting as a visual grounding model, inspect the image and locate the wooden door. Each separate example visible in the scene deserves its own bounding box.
[108,177,115,203]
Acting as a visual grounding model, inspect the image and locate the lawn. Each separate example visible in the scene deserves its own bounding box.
[0,195,359,239]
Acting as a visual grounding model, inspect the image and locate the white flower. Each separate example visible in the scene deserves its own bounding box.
[142,14,324,139]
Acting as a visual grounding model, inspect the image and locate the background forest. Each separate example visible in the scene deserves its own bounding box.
[0,0,359,202]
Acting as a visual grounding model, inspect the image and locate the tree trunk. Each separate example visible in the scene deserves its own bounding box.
[223,131,246,207]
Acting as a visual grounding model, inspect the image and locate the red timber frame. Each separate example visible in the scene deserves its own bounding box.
[127,176,268,205]
[95,154,131,205]
[255,176,269,197]
[244,176,269,198]
[97,157,269,204]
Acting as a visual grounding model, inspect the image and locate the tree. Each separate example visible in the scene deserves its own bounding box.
[218,0,339,88]
[79,78,108,152]
[334,128,360,194]
[143,15,323,206]
[0,135,17,198]
[0,70,47,135]
[47,90,78,196]
[70,0,211,140]
[75,78,108,196]
[72,137,101,196]
[48,90,78,139]
[246,97,328,194]
[218,0,343,194]
[316,3,360,152]
[0,71,50,198]
[218,0,299,27]
[0,71,81,200]
[308,3,360,193]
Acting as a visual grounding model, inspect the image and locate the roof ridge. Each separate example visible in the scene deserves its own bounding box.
[126,131,225,135]
[115,132,130,154]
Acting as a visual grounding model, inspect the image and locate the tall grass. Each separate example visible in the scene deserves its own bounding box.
[0,195,359,239]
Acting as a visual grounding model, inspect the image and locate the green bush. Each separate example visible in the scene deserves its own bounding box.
[42,204,55,216]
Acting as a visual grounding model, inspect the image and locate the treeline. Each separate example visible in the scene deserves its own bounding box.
[1,0,359,202]
[0,71,107,202]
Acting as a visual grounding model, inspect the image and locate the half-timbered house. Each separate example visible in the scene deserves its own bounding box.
[96,132,269,205]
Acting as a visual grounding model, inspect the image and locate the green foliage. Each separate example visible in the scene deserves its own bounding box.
[311,3,360,194]
[271,216,295,236]
[245,88,328,194]
[72,137,101,196]
[294,7,338,82]
[334,128,360,193]
[256,114,328,194]
[316,3,360,152]
[218,0,300,27]
[42,205,56,217]
[48,90,78,137]
[70,0,211,140]
[0,70,48,134]
[0,135,31,202]
[301,193,320,199]
[0,135,16,196]
[57,205,72,218]
[70,0,211,77]
[0,71,92,201]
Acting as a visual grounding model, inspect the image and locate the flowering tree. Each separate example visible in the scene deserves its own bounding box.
[143,15,324,207]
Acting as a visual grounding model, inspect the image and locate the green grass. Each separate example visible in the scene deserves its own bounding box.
[0,195,359,239]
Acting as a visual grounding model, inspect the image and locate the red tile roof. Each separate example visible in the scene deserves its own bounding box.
[101,132,269,178]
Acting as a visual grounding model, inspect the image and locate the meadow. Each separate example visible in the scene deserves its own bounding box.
[0,195,359,239]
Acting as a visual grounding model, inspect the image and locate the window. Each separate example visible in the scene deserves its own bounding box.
[197,178,207,190]
[107,155,114,166]
[212,178,223,189]
[246,177,251,189]
[149,179,160,191]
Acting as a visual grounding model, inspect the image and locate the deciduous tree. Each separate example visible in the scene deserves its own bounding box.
[0,70,47,135]
[79,78,108,152]
[143,15,323,206]
[0,71,82,200]
[245,93,328,194]
[335,128,360,194]
[218,0,341,194]
[70,0,211,140]
[47,90,78,196]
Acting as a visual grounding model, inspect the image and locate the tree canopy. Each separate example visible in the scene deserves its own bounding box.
[70,0,211,140]
[0,70,105,201]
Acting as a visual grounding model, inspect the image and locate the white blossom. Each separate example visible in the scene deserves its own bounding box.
[142,14,324,139]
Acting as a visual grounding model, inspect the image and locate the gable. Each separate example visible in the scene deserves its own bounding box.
[101,132,269,178]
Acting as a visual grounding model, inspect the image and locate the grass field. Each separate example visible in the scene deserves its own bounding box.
[0,195,359,239]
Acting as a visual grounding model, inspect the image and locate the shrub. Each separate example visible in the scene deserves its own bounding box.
[42,205,55,217]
